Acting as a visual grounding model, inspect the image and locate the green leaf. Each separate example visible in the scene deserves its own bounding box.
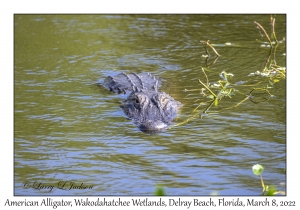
[207,95,215,100]
[265,185,277,196]
[154,185,165,196]
[224,82,230,88]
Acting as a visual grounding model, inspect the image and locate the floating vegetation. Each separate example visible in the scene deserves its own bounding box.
[252,15,286,81]
[203,15,285,113]
[252,164,285,195]
[248,47,286,86]
[252,16,286,82]
[198,71,236,113]
[173,70,238,127]
[254,15,279,47]
[248,68,285,78]
[175,15,286,128]
[248,58,286,78]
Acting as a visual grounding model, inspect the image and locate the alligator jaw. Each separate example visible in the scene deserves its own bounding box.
[138,120,168,134]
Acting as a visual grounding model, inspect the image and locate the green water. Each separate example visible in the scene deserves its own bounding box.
[14,14,286,195]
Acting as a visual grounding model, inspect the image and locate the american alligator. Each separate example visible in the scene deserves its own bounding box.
[102,72,181,133]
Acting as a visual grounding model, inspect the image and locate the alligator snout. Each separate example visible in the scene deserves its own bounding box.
[138,120,168,134]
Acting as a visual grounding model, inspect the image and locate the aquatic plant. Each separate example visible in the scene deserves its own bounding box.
[254,15,279,47]
[174,15,285,127]
[154,184,165,196]
[251,15,286,83]
[198,70,236,113]
[199,15,285,114]
[200,40,221,57]
[252,164,285,195]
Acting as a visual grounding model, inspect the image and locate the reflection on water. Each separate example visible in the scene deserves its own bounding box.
[14,14,286,195]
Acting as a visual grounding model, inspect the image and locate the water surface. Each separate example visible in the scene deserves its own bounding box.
[14,14,286,195]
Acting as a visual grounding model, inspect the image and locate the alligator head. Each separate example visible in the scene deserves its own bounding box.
[120,89,181,133]
[102,72,181,133]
